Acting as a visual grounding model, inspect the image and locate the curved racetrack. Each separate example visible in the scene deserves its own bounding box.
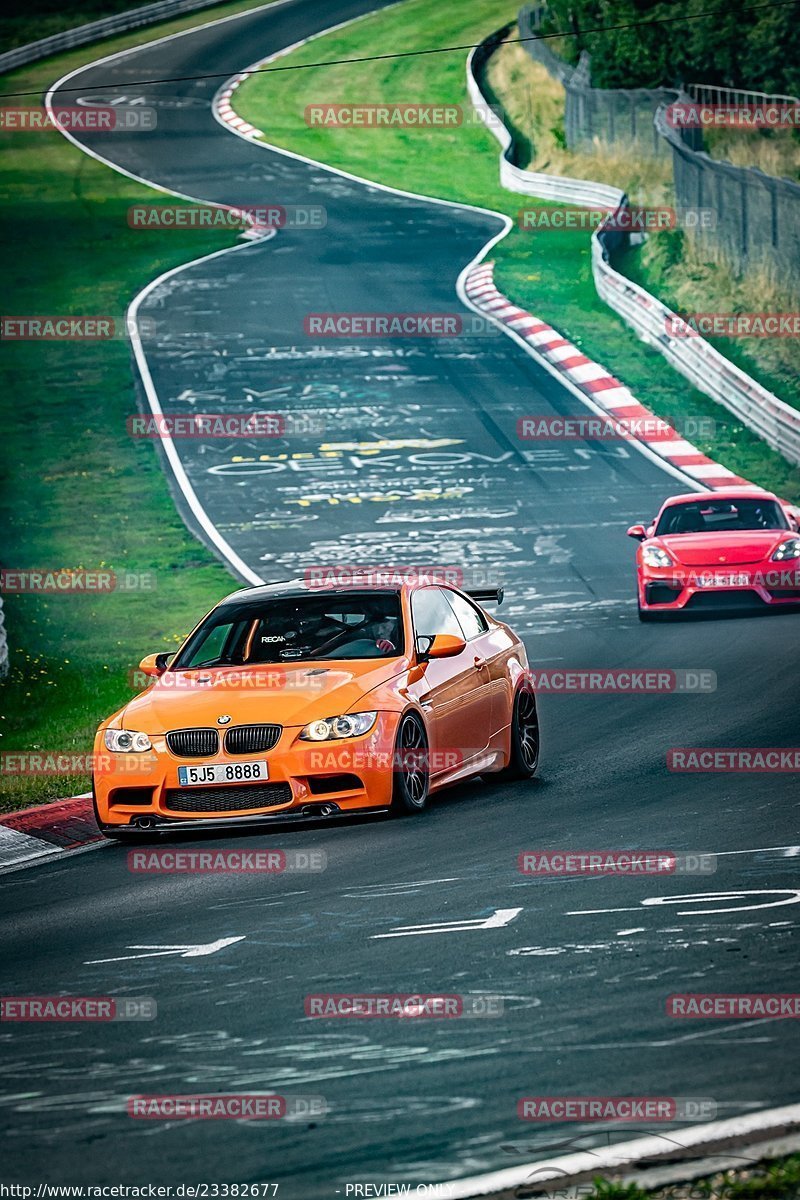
[2,0,798,1191]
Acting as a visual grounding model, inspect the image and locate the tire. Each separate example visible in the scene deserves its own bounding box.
[497,687,540,780]
[391,712,430,815]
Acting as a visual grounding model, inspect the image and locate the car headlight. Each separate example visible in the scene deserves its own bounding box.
[299,712,377,741]
[771,537,800,562]
[104,729,152,753]
[642,546,676,568]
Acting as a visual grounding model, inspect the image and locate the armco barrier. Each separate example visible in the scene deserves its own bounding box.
[469,30,622,211]
[591,233,800,466]
[0,0,230,74]
[468,34,800,468]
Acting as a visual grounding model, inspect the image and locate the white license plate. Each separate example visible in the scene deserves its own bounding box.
[177,760,269,787]
[696,572,750,588]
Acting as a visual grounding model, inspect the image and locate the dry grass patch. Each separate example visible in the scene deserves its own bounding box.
[485,42,673,206]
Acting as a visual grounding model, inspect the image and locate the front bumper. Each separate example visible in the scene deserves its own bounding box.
[94,712,400,828]
[638,563,800,613]
[103,805,389,835]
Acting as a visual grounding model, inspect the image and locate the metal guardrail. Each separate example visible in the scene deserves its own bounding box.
[468,33,800,469]
[468,34,622,211]
[0,0,228,75]
[687,83,799,109]
[592,228,800,466]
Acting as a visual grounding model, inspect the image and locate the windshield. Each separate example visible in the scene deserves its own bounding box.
[172,592,404,668]
[655,498,788,537]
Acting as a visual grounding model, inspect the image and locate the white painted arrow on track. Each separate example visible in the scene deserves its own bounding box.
[567,890,800,917]
[371,907,522,939]
[85,936,245,964]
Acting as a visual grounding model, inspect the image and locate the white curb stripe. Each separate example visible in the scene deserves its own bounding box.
[599,388,639,406]
[0,825,60,870]
[570,362,612,382]
[687,463,740,478]
[655,439,701,456]
[44,1,294,587]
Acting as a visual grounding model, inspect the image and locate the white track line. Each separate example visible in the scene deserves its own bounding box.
[44,0,294,585]
[126,245,266,584]
[443,1103,800,1198]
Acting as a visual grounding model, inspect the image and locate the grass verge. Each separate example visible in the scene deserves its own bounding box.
[0,0,271,812]
[587,1150,800,1198]
[485,41,674,203]
[233,0,800,508]
[704,126,800,184]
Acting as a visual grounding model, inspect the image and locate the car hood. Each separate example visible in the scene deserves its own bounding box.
[119,659,407,734]
[660,530,789,566]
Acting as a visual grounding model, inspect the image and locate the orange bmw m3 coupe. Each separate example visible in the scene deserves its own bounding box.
[92,579,539,837]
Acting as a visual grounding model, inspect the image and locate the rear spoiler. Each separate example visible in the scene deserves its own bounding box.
[466,587,504,606]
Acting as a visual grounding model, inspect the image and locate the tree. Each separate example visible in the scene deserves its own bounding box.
[537,0,800,93]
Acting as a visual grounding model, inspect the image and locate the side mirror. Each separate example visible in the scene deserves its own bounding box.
[139,652,172,678]
[627,524,647,541]
[424,633,467,660]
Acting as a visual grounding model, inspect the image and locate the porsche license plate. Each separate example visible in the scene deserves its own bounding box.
[178,760,269,786]
[696,572,750,588]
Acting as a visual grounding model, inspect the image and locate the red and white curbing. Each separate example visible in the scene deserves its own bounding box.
[215,72,263,140]
[215,75,275,240]
[0,794,102,871]
[465,260,760,492]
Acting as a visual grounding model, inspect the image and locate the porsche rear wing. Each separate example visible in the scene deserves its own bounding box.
[466,587,504,606]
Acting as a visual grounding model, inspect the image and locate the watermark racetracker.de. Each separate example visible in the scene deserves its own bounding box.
[518,850,717,876]
[304,993,504,1018]
[1,996,156,1021]
[517,205,717,232]
[127,204,326,229]
[1,569,155,593]
[128,849,326,874]
[127,413,326,438]
[128,1094,326,1120]
[525,669,716,693]
[667,748,800,771]
[0,105,156,131]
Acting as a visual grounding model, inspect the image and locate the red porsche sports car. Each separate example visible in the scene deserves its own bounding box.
[628,488,800,620]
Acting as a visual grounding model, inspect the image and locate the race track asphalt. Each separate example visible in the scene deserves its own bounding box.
[2,0,797,1191]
